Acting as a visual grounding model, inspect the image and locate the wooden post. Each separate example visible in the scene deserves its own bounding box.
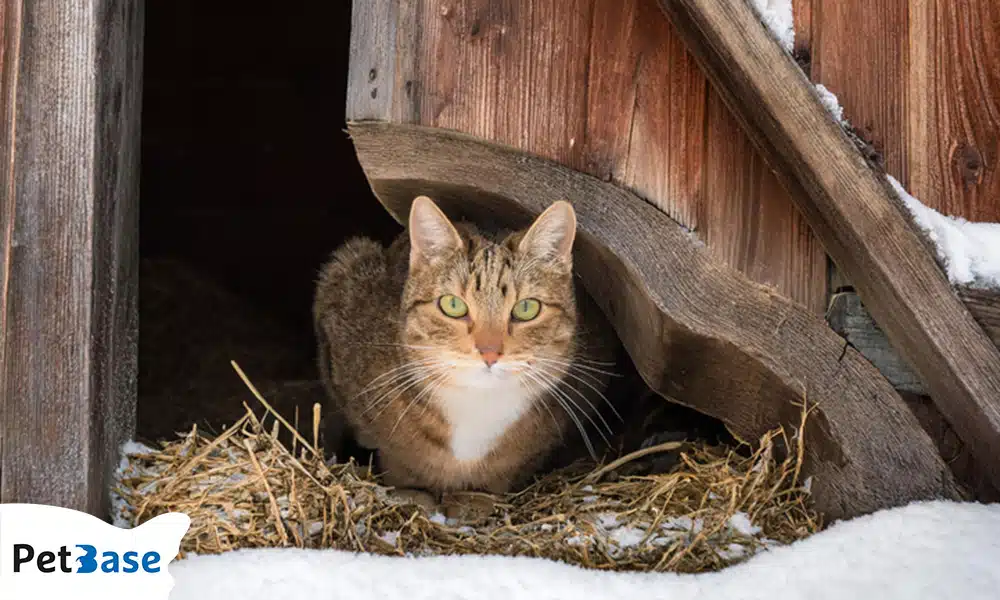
[0,1,143,516]
[656,0,1000,488]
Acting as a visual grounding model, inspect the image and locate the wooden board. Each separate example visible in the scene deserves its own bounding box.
[349,121,961,520]
[909,0,1000,222]
[828,290,1000,396]
[0,0,142,515]
[349,0,828,314]
[811,0,910,181]
[656,0,1000,488]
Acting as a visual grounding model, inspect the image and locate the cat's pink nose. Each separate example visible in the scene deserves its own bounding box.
[479,350,501,367]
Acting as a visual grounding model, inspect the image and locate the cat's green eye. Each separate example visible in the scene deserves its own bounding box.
[438,294,469,318]
[511,298,542,321]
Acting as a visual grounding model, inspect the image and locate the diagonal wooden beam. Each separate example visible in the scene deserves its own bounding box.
[656,0,1000,488]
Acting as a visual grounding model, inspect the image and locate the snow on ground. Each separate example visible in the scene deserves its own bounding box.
[168,501,1000,600]
[750,0,795,53]
[887,175,1000,288]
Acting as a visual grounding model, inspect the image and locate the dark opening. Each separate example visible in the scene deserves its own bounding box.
[138,1,399,441]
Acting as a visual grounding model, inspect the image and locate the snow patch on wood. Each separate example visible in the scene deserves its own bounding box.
[750,0,795,53]
[887,175,1000,289]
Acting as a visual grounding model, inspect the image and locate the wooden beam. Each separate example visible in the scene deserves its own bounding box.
[656,0,1000,488]
[348,122,961,520]
[0,1,142,515]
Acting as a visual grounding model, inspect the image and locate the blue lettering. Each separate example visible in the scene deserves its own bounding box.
[122,551,139,574]
[142,552,161,573]
[101,551,120,573]
[76,545,97,574]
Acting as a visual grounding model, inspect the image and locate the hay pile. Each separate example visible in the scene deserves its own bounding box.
[114,366,821,573]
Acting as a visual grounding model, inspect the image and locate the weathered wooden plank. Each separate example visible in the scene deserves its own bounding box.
[703,91,828,315]
[656,0,1000,487]
[791,0,811,55]
[809,0,912,323]
[0,0,142,515]
[827,292,925,394]
[828,290,1000,397]
[349,121,961,520]
[909,0,1000,222]
[619,0,706,229]
[812,0,909,180]
[700,2,826,316]
[346,0,396,121]
[958,288,1000,348]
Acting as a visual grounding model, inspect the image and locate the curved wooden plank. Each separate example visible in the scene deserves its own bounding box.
[347,121,960,520]
[655,0,1000,490]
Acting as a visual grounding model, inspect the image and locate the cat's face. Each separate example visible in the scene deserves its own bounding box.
[401,197,578,392]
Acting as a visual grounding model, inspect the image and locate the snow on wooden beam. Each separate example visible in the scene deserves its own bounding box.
[656,0,1000,489]
[348,122,961,520]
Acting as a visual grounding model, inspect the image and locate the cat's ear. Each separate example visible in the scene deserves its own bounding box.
[518,200,576,265]
[408,195,463,269]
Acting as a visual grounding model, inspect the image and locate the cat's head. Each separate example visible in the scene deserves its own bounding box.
[401,196,578,390]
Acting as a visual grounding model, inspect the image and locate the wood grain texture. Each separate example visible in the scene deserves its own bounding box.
[657,0,1000,488]
[702,86,827,315]
[347,0,396,121]
[812,0,909,181]
[349,122,961,520]
[827,292,925,394]
[347,0,825,312]
[959,288,1000,348]
[828,290,1000,398]
[618,0,706,229]
[0,0,142,515]
[910,0,1000,222]
[700,0,827,315]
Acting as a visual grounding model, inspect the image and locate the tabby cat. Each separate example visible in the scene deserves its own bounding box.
[313,196,620,496]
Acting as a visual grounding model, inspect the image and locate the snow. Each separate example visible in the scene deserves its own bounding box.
[167,501,1000,600]
[750,0,795,53]
[110,440,163,528]
[887,175,1000,288]
[814,84,847,125]
[727,513,761,536]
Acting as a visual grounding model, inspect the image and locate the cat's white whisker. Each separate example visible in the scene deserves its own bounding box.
[521,370,596,460]
[533,360,624,423]
[364,364,450,420]
[535,355,621,378]
[388,371,450,440]
[535,366,617,438]
[522,375,564,439]
[352,358,441,399]
[525,367,609,457]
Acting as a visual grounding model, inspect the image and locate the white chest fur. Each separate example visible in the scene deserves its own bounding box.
[434,371,534,462]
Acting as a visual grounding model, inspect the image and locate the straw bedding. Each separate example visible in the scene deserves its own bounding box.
[114,363,821,574]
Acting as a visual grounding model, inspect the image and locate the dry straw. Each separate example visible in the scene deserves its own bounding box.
[113,362,821,573]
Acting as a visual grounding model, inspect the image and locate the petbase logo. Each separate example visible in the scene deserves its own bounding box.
[0,503,189,600]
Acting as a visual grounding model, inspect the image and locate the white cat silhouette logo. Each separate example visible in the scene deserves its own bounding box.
[0,503,189,600]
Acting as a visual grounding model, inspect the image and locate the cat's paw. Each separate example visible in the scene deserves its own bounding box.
[440,491,497,522]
